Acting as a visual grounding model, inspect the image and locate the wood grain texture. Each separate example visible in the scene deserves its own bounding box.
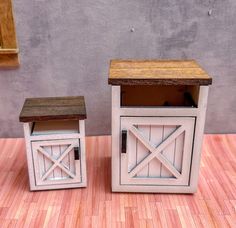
[0,0,19,67]
[19,96,87,122]
[0,135,235,227]
[0,53,19,67]
[109,60,212,85]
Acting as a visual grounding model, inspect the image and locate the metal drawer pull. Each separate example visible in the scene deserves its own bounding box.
[74,147,80,160]
[121,130,127,153]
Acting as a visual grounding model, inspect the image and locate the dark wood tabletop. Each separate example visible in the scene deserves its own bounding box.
[19,96,86,122]
[108,59,212,86]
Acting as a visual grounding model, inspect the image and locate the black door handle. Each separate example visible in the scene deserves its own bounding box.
[74,147,80,160]
[121,130,127,153]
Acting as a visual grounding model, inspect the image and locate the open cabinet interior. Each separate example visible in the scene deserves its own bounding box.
[121,85,199,107]
[31,120,79,135]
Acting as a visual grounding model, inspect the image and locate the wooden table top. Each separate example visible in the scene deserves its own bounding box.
[108,60,212,85]
[19,96,86,122]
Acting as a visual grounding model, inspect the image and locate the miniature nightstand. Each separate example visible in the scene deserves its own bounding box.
[109,60,212,193]
[19,96,87,191]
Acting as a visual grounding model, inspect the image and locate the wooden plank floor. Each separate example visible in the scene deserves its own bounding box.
[0,135,236,227]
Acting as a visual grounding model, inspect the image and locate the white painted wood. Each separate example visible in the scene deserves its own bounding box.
[161,125,176,178]
[43,146,54,180]
[38,152,45,180]
[120,117,195,186]
[111,86,122,191]
[22,119,87,191]
[189,86,209,192]
[52,145,62,179]
[79,120,86,185]
[174,132,184,172]
[136,125,150,177]
[122,116,195,126]
[112,184,197,193]
[111,84,209,193]
[128,124,184,178]
[61,144,70,179]
[32,139,79,185]
[29,133,83,141]
[127,130,137,172]
[29,181,87,191]
[32,120,79,135]
[23,123,37,190]
[180,119,196,184]
[148,125,163,177]
[120,107,198,117]
[128,125,182,178]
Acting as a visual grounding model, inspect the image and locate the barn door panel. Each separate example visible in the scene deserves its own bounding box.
[32,139,81,186]
[120,117,195,186]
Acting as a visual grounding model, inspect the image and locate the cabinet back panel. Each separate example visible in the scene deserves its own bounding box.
[121,85,199,107]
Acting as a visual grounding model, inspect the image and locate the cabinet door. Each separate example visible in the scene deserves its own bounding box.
[32,139,81,186]
[120,117,195,186]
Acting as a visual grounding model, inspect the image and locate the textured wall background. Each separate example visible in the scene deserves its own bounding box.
[0,0,236,137]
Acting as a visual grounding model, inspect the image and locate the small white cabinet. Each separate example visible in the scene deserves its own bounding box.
[109,60,212,193]
[19,96,87,191]
[31,138,82,187]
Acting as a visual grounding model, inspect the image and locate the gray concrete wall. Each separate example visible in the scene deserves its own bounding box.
[0,0,236,137]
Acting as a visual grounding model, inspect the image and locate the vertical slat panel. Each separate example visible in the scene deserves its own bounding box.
[38,152,45,179]
[74,140,81,182]
[43,146,54,180]
[161,126,176,178]
[60,145,68,179]
[136,125,150,177]
[128,131,137,172]
[62,145,70,179]
[69,147,75,175]
[53,145,62,180]
[174,132,185,172]
[50,146,55,179]
[148,125,163,177]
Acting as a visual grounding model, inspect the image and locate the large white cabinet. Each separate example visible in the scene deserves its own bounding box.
[109,60,212,193]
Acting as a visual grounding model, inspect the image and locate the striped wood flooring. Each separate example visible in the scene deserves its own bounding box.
[0,135,236,227]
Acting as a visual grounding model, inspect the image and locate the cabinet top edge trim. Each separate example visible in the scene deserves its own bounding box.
[109,59,212,86]
[108,78,212,86]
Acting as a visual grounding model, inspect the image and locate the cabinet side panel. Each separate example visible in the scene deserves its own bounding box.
[111,86,121,190]
[79,120,86,185]
[23,123,36,190]
[189,86,209,191]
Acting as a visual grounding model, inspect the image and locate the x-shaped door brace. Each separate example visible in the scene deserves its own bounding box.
[37,144,76,180]
[128,125,185,178]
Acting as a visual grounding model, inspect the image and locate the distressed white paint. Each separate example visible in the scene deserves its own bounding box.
[111,86,121,191]
[120,117,194,186]
[189,86,209,192]
[111,85,209,193]
[23,120,87,191]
